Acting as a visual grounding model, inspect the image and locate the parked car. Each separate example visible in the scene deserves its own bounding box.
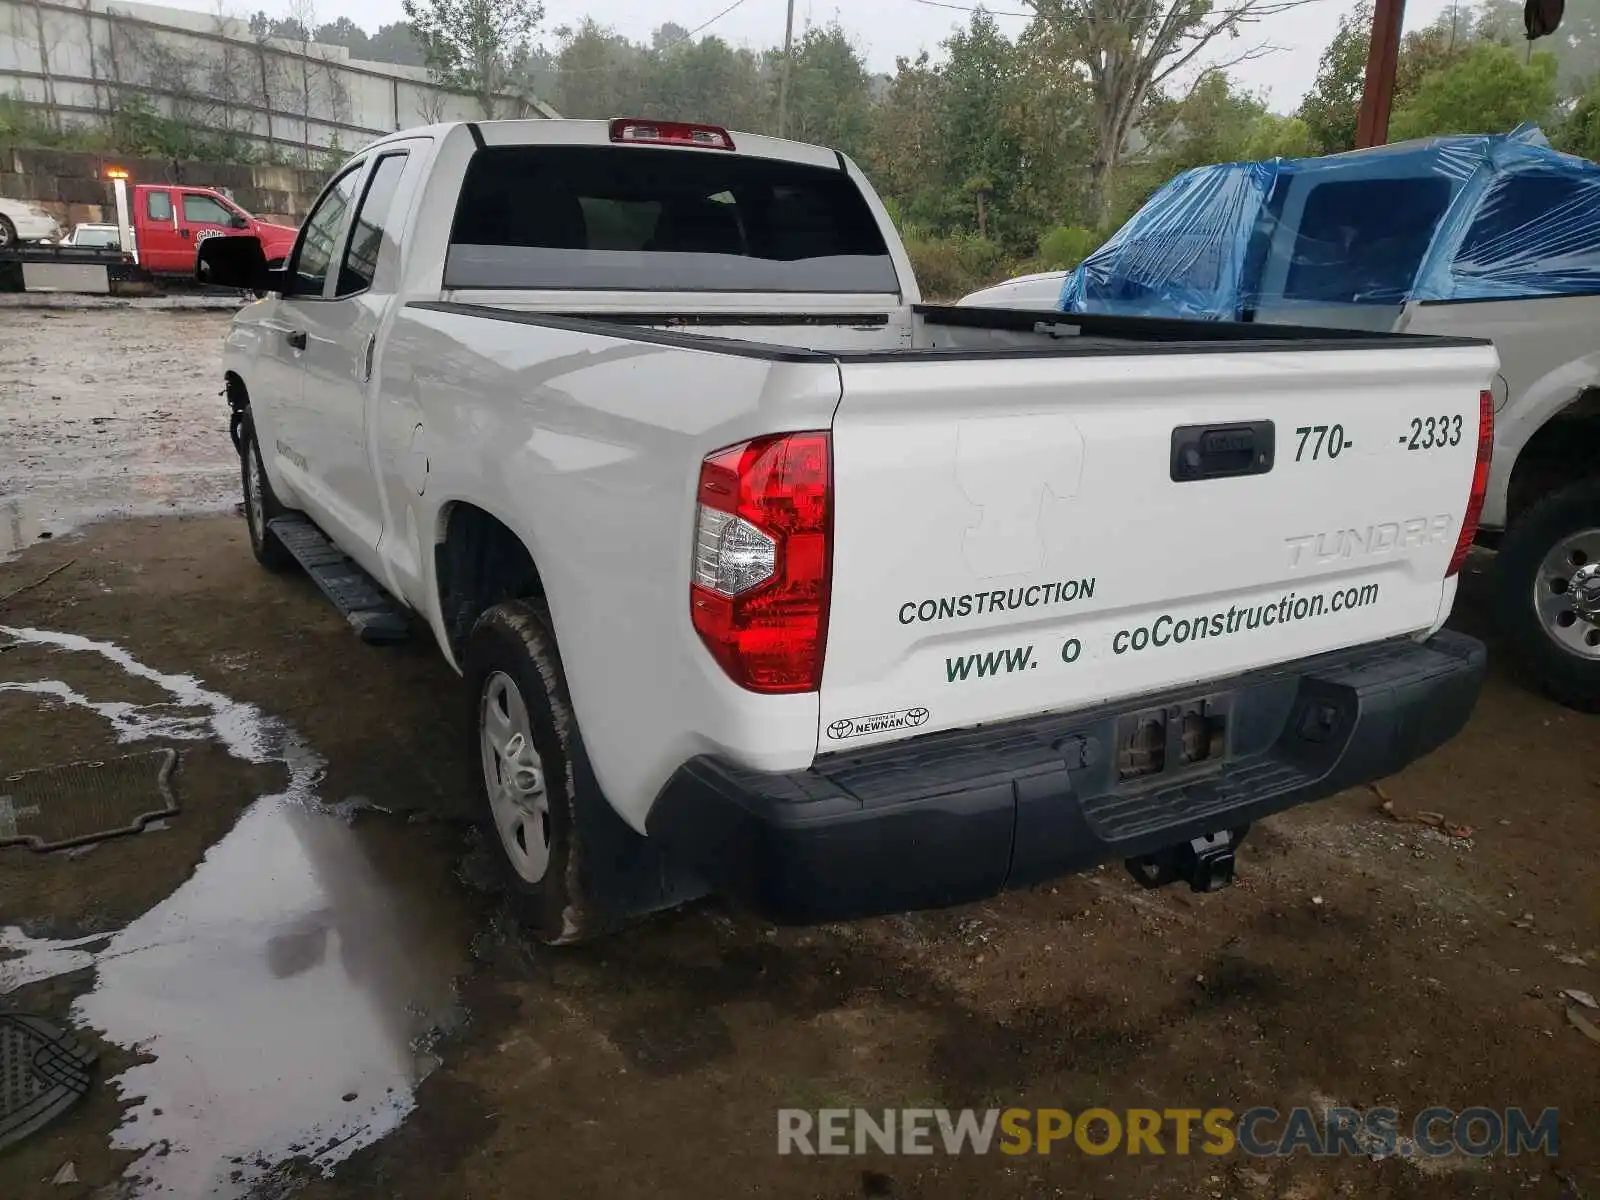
[962,126,1600,711]
[0,196,61,248]
[63,222,123,249]
[958,268,1069,309]
[199,116,1493,944]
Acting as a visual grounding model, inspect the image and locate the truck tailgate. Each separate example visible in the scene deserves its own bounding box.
[818,342,1497,749]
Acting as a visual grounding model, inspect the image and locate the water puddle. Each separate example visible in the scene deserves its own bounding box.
[0,625,470,1195]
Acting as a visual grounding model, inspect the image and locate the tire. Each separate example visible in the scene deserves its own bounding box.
[239,420,294,572]
[463,600,695,944]
[1495,476,1600,712]
[0,216,15,250]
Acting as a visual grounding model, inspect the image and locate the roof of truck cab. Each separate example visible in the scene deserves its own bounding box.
[362,119,847,171]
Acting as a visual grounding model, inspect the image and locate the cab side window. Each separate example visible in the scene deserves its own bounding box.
[146,190,173,223]
[287,165,364,299]
[182,193,234,226]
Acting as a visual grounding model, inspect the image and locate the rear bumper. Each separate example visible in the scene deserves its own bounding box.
[645,631,1486,923]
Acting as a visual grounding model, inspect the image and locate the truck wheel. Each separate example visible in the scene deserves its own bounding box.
[0,216,14,249]
[239,422,293,572]
[464,600,653,944]
[1496,477,1600,711]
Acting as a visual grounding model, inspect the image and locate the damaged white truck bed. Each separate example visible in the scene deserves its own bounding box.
[200,116,1496,943]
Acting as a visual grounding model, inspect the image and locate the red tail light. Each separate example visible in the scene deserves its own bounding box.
[1447,389,1494,578]
[610,118,735,151]
[690,432,831,693]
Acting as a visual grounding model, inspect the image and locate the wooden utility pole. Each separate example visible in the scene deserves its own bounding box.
[777,0,795,137]
[1355,0,1406,147]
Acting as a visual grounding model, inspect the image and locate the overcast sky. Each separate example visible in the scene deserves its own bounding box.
[176,0,1467,114]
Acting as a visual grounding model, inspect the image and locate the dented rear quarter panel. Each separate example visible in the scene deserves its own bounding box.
[384,305,844,830]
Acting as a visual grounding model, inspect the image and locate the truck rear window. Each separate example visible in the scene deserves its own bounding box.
[444,145,899,294]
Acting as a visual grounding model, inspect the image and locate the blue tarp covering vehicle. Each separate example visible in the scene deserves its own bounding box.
[1059,123,1600,320]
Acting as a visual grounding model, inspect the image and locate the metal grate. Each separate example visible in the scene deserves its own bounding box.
[0,748,179,852]
[0,1015,97,1152]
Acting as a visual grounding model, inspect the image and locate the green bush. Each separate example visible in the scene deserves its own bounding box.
[1036,225,1101,270]
[904,231,1019,301]
[0,93,266,163]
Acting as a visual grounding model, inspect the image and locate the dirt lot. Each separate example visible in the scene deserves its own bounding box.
[1,308,1598,1200]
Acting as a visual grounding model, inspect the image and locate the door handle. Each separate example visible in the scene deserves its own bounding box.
[180,228,191,240]
[360,333,376,382]
[286,329,307,351]
[1170,421,1275,482]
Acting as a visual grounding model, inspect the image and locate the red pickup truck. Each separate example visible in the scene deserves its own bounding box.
[127,182,298,275]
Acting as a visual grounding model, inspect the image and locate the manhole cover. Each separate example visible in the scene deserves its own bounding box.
[0,748,179,852]
[0,1015,97,1152]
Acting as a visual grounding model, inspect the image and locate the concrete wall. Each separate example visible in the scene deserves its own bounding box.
[1,142,328,224]
[0,0,557,162]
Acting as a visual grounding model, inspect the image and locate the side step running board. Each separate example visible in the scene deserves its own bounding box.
[266,515,411,644]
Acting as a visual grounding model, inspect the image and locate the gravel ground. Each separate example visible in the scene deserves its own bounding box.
[0,308,239,541]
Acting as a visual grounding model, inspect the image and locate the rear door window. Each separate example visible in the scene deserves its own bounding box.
[1278,176,1454,303]
[336,152,410,296]
[444,145,898,293]
[146,190,173,222]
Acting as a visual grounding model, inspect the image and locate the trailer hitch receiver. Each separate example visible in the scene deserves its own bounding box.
[1125,827,1244,894]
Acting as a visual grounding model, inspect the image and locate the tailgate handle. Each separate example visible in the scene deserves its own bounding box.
[1170,421,1274,482]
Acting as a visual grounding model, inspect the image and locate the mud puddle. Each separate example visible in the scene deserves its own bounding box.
[0,625,473,1195]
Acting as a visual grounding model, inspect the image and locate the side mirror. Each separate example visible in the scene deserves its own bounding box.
[197,234,272,290]
[230,213,250,230]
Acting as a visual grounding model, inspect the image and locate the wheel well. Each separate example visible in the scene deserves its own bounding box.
[1506,393,1600,527]
[435,503,544,657]
[223,372,249,455]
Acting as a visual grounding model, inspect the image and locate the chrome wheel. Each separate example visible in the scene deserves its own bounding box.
[1533,528,1600,659]
[480,670,551,883]
[245,441,266,545]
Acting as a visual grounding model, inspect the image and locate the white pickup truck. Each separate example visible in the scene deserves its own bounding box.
[198,117,1493,944]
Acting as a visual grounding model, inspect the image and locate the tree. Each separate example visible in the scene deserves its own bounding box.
[366,22,427,67]
[249,12,309,41]
[1296,3,1481,153]
[1021,0,1314,226]
[646,34,769,133]
[937,11,1026,240]
[1558,75,1600,158]
[864,53,946,226]
[1242,112,1316,158]
[1000,20,1096,236]
[549,20,649,119]
[762,24,873,158]
[1144,70,1268,172]
[1297,1,1369,152]
[314,17,370,56]
[1475,0,1600,95]
[402,0,543,118]
[1389,42,1558,140]
[651,22,692,51]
